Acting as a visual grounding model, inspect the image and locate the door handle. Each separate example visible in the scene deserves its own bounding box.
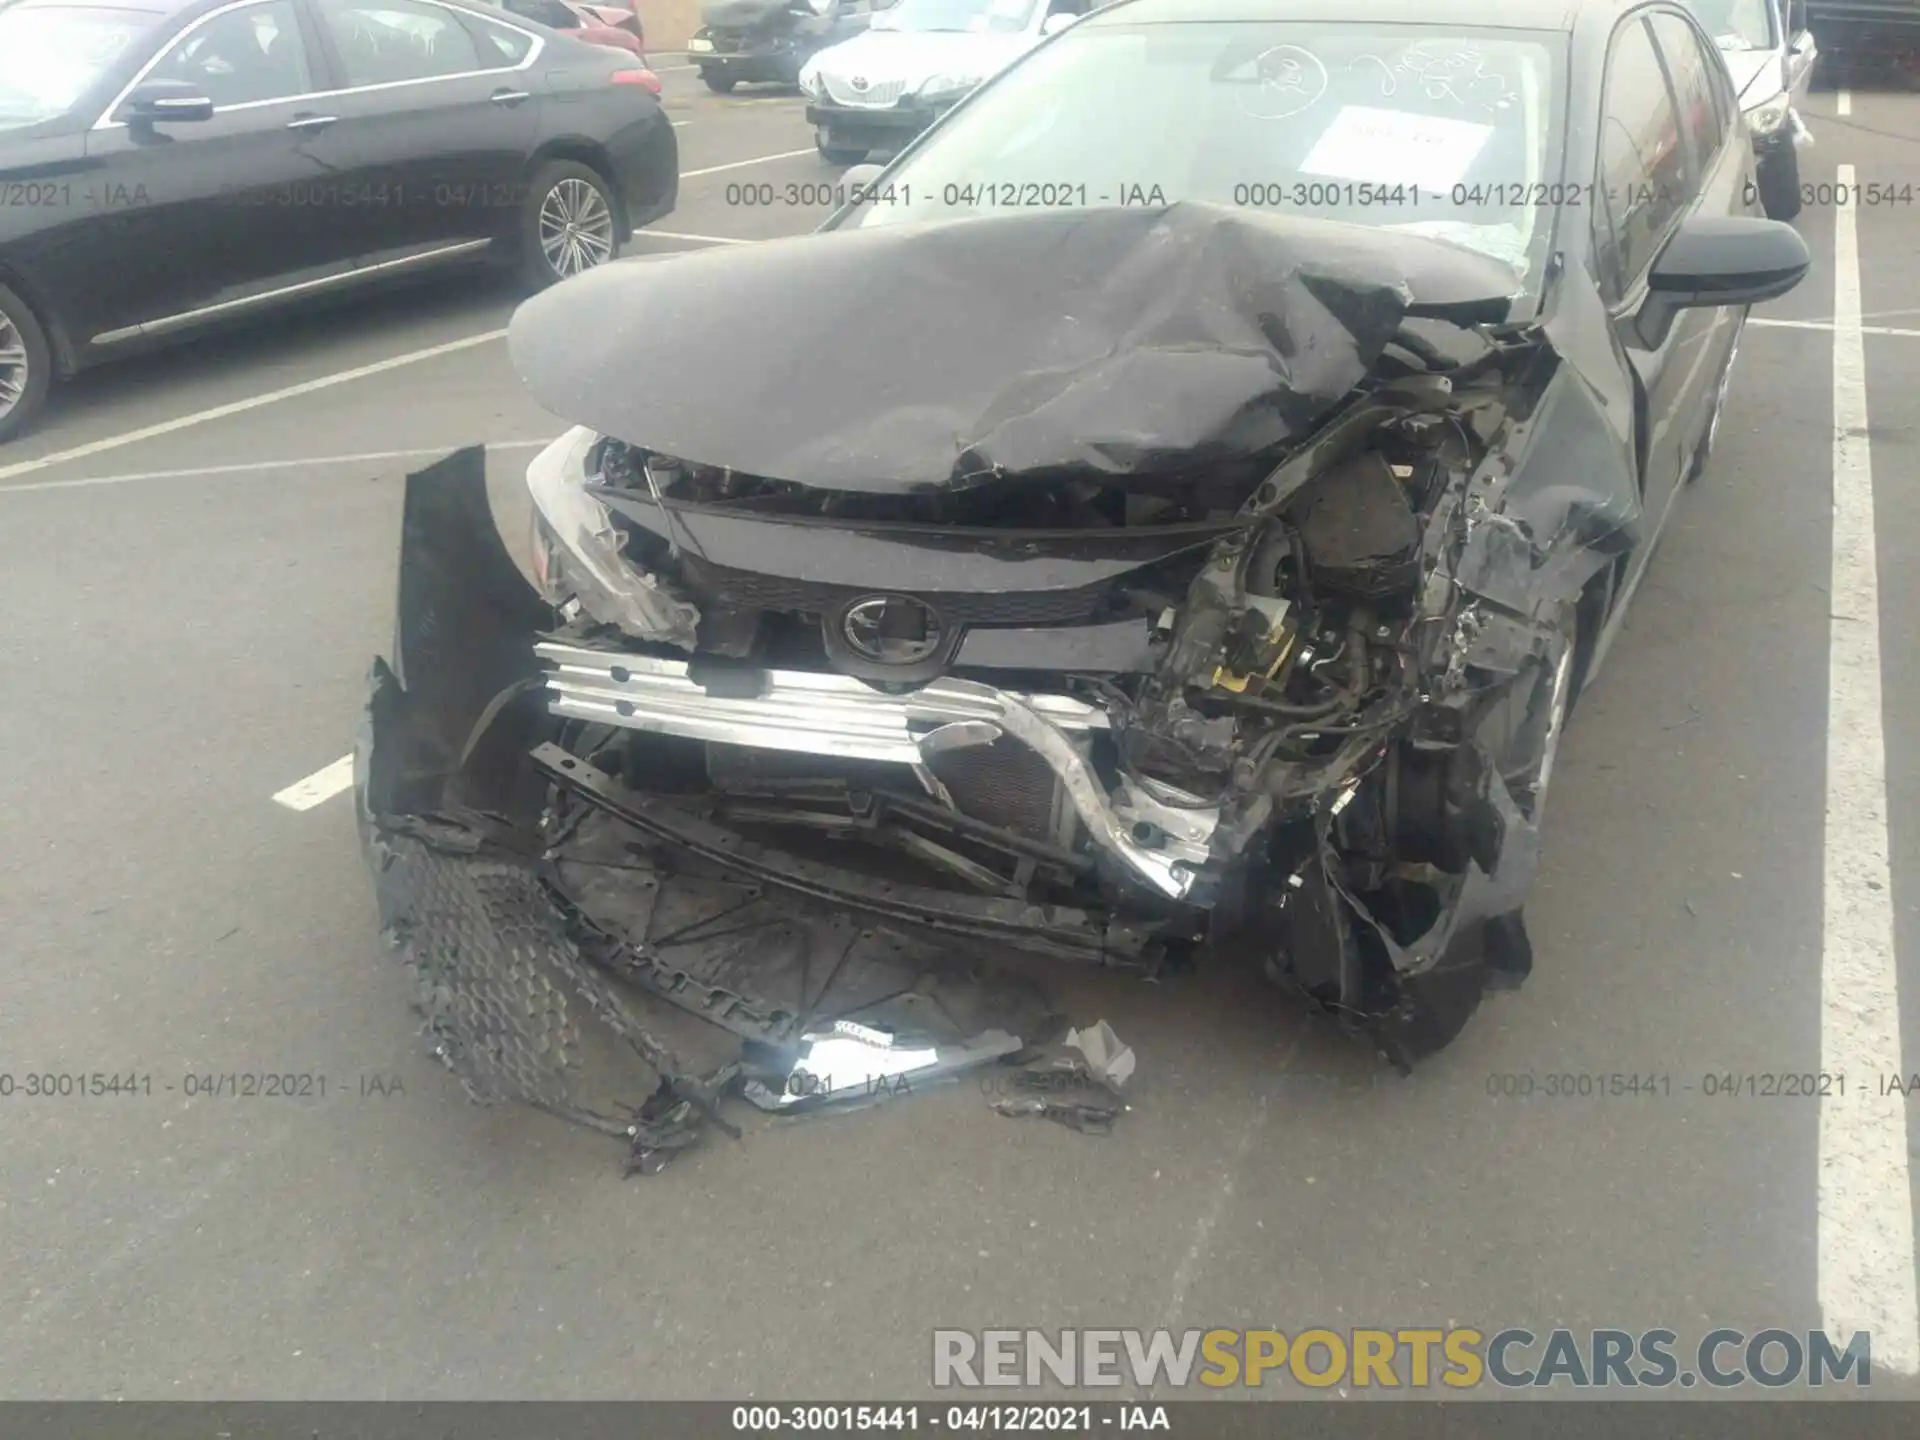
[490,89,533,105]
[287,113,340,132]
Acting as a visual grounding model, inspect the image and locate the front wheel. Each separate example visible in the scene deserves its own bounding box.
[1756,143,1801,221]
[518,160,620,290]
[816,127,867,165]
[702,69,737,94]
[0,283,53,445]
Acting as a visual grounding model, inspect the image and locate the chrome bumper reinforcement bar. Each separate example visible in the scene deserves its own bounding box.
[534,642,1212,900]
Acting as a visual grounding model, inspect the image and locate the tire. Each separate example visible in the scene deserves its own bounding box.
[517,160,620,291]
[702,70,737,94]
[816,128,867,165]
[1757,143,1801,221]
[0,283,53,445]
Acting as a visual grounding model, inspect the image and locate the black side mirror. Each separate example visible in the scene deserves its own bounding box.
[1635,215,1809,347]
[122,80,216,125]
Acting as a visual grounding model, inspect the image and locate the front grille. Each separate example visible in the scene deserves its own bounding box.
[706,23,776,47]
[823,74,905,107]
[678,561,1125,626]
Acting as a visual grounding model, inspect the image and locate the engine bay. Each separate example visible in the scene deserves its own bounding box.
[511,315,1555,1071]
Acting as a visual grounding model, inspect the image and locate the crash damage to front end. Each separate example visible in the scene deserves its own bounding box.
[358,204,1642,1168]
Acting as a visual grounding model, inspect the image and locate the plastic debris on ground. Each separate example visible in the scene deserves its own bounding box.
[742,1020,1025,1114]
[988,1019,1136,1135]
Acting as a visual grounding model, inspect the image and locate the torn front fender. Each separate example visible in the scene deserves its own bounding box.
[355,450,1067,1170]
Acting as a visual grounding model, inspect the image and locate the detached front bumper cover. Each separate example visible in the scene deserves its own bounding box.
[358,449,1063,1171]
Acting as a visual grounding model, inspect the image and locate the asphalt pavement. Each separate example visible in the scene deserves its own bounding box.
[3,66,1920,1401]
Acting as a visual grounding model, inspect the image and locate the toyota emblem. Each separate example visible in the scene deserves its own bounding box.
[841,596,944,666]
[850,75,870,91]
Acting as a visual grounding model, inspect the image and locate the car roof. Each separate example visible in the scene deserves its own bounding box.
[1090,0,1619,33]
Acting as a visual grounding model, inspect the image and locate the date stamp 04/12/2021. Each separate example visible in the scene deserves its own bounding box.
[0,1071,407,1100]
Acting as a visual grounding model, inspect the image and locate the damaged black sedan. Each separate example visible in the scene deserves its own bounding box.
[357,0,1809,1166]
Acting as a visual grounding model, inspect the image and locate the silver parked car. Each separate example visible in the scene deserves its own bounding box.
[1685,0,1817,218]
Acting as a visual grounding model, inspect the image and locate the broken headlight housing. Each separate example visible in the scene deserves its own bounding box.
[496,427,701,644]
[486,439,566,604]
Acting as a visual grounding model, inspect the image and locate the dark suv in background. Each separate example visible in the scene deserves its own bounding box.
[1807,0,1920,60]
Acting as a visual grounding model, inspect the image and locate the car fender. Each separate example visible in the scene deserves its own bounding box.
[0,258,80,376]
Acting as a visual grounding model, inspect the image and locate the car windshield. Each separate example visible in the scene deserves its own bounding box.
[843,20,1567,292]
[872,0,1038,36]
[0,3,160,126]
[1679,0,1778,50]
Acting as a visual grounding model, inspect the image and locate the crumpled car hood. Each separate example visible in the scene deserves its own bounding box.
[506,202,1522,493]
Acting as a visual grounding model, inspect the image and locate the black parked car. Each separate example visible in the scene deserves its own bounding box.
[357,0,1808,1171]
[0,0,677,440]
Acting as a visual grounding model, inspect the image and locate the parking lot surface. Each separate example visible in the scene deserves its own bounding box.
[3,65,1920,1401]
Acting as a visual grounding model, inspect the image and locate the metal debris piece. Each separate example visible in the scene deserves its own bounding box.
[991,1089,1126,1135]
[625,1081,711,1177]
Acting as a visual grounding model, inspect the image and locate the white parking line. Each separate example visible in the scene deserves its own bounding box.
[273,755,356,812]
[682,148,817,178]
[0,441,552,495]
[640,229,758,245]
[1839,88,1853,116]
[1818,161,1919,1374]
[1752,317,1920,339]
[0,329,509,484]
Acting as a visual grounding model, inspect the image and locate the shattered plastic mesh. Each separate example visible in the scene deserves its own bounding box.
[376,835,590,1112]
